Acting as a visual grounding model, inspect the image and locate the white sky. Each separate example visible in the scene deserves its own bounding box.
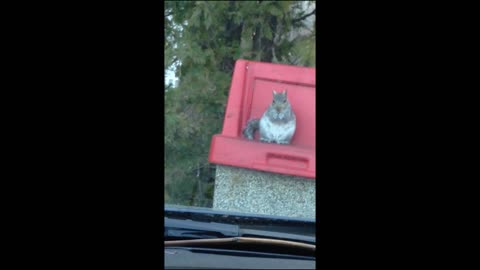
[165,68,177,87]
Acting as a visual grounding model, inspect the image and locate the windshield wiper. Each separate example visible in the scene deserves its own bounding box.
[165,218,239,239]
[165,218,315,245]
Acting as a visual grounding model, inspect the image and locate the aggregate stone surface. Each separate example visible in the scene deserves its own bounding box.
[213,165,316,219]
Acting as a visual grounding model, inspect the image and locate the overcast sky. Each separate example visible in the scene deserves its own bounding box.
[165,68,176,87]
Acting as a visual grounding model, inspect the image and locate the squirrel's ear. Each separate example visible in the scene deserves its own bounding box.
[273,90,277,95]
[283,89,288,95]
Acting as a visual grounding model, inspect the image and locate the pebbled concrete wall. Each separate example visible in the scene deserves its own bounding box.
[213,165,315,219]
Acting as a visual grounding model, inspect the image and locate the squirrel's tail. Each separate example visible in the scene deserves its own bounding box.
[243,119,260,140]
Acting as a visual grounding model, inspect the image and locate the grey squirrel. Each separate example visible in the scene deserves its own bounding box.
[242,89,296,144]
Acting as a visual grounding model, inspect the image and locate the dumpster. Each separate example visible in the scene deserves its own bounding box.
[209,60,316,179]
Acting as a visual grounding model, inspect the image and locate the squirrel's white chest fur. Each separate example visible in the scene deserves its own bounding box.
[259,114,296,144]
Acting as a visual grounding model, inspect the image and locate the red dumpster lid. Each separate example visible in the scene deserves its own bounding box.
[208,60,315,179]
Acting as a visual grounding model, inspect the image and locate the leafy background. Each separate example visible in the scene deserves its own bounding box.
[164,1,315,207]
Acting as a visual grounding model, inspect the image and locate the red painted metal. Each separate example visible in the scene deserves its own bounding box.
[209,60,315,179]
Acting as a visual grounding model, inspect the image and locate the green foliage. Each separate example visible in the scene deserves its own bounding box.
[164,1,315,207]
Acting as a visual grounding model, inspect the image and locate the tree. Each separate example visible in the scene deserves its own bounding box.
[164,1,315,207]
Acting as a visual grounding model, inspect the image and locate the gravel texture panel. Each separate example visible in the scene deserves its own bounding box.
[213,165,315,219]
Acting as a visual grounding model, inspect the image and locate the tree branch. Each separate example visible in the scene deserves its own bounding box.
[224,22,244,39]
[166,56,179,68]
[165,10,173,17]
[292,8,315,23]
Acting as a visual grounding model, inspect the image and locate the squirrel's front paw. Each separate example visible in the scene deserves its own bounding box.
[277,140,290,145]
[260,138,271,143]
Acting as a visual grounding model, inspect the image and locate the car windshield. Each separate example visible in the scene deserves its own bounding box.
[164,4,316,267]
